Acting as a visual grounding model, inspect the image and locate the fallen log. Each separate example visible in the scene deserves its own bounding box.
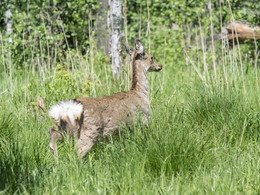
[184,21,260,51]
[207,21,260,46]
[225,21,260,42]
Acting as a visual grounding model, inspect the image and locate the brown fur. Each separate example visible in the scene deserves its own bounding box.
[49,40,162,158]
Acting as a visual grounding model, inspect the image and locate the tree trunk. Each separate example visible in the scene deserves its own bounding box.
[95,0,110,54]
[5,4,13,43]
[109,0,123,77]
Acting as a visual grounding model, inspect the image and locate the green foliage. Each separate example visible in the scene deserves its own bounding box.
[44,63,96,103]
[47,64,81,99]
[0,0,100,69]
[0,0,259,194]
[126,0,259,30]
[0,0,259,70]
[0,59,259,193]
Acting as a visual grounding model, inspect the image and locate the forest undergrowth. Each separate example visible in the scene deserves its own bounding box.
[0,2,259,192]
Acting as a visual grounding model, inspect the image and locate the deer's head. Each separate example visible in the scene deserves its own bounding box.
[126,40,163,72]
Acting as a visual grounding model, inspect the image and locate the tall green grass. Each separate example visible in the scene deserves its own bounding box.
[0,31,259,194]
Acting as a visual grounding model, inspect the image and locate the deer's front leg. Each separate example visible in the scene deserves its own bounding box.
[49,128,63,160]
[77,128,100,158]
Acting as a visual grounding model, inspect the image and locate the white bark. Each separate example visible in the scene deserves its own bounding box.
[96,0,109,54]
[5,6,13,43]
[109,0,123,77]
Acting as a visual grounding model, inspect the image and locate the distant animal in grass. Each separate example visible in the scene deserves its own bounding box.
[48,40,163,159]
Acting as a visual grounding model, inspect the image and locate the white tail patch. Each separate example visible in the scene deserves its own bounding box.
[49,100,83,125]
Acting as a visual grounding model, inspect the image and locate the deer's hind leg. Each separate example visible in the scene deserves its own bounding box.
[77,127,101,158]
[49,128,63,160]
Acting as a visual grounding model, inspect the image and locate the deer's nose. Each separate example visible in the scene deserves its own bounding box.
[156,64,163,71]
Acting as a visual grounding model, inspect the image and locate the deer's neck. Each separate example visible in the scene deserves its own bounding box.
[131,60,149,97]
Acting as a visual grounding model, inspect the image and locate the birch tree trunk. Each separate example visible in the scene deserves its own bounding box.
[96,0,109,54]
[5,4,13,43]
[109,0,123,77]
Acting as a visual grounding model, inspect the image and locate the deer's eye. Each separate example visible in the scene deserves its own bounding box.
[151,57,154,62]
[140,54,147,60]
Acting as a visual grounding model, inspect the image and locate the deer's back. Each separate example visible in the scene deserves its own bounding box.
[75,90,151,135]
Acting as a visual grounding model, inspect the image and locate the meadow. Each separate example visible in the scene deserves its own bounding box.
[0,33,259,194]
[0,0,260,192]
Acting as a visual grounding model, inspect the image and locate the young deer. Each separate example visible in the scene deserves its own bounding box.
[49,40,162,159]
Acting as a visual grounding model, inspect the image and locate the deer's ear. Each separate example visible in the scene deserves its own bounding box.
[125,45,134,56]
[135,39,144,54]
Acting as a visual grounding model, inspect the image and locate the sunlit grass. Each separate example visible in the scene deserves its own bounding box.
[0,34,259,194]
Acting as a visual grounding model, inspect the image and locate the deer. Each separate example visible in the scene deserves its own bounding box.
[48,40,163,159]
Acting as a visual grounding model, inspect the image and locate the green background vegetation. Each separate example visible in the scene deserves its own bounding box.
[0,0,259,194]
